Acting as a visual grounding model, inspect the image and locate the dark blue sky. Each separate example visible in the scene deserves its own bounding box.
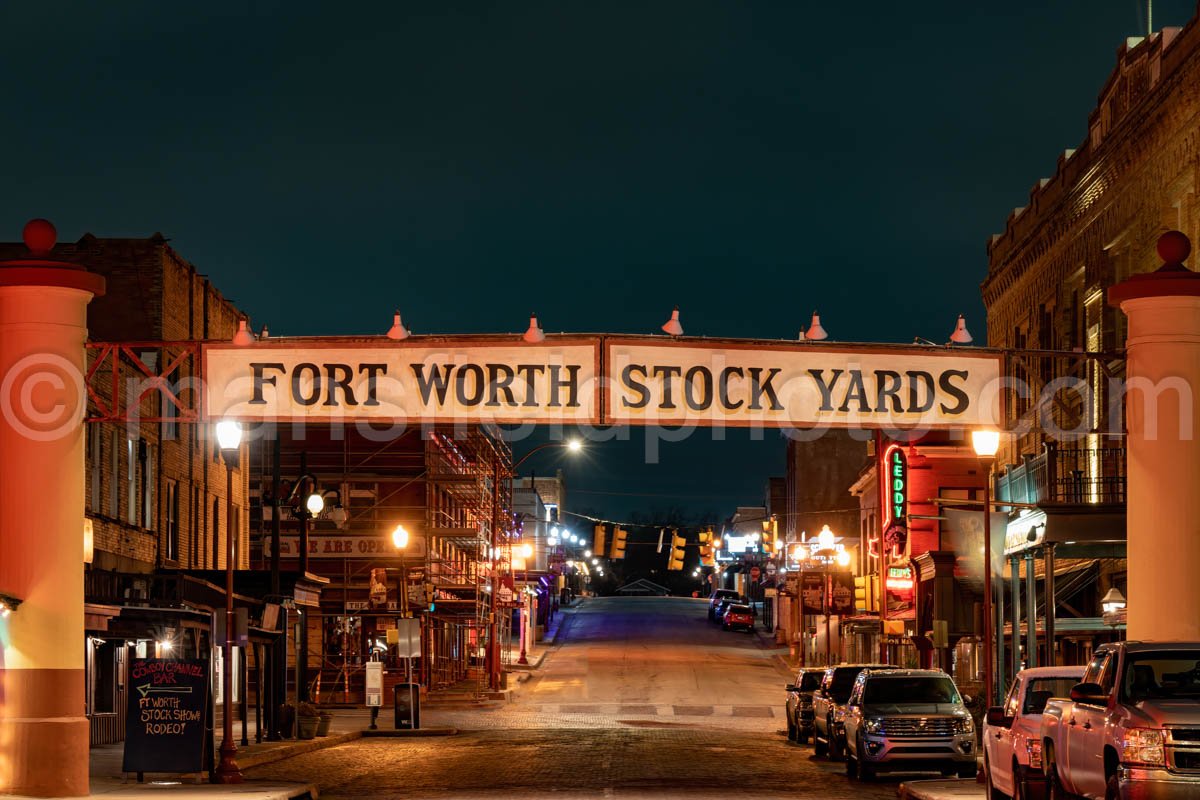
[2,2,1193,521]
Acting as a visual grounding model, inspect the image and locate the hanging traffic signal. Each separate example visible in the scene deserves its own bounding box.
[697,528,715,566]
[593,524,607,555]
[609,526,628,559]
[667,530,686,570]
[854,575,878,612]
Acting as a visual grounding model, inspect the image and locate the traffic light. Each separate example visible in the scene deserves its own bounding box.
[425,582,436,612]
[854,575,878,612]
[697,528,715,566]
[593,524,607,556]
[609,526,628,559]
[667,530,686,570]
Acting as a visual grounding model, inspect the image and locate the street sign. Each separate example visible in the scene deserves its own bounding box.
[396,618,421,659]
[122,658,209,775]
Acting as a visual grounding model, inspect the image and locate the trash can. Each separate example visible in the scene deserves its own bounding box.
[393,683,420,729]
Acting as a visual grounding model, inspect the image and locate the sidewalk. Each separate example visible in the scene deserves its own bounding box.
[897,778,985,800]
[12,604,581,799]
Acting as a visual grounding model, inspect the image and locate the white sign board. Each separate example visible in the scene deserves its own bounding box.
[205,340,600,424]
[604,340,1002,429]
[396,618,421,659]
[203,337,1001,430]
[365,661,383,707]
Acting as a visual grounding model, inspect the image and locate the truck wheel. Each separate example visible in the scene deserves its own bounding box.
[787,717,797,741]
[814,731,827,757]
[1105,774,1120,800]
[845,749,857,778]
[797,728,809,745]
[957,763,978,779]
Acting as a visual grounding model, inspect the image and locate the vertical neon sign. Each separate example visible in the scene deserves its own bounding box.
[881,444,908,559]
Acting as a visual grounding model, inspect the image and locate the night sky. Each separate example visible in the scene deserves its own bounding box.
[2,2,1193,522]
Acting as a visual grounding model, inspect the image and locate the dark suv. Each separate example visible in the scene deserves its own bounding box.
[812,663,901,759]
[785,668,826,744]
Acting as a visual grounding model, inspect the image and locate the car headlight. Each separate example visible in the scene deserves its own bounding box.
[864,718,884,734]
[953,716,974,734]
[1026,738,1042,769]
[834,707,846,721]
[1121,728,1166,767]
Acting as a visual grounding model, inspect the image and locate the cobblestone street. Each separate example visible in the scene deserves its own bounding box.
[247,598,906,798]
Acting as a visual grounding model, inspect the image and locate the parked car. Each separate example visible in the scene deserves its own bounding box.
[711,597,740,624]
[1041,641,1200,800]
[707,589,740,621]
[984,666,1083,800]
[843,668,977,781]
[785,668,826,744]
[812,663,900,759]
[721,603,755,632]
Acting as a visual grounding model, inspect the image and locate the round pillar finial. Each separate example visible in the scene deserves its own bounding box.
[22,218,56,255]
[1157,230,1192,269]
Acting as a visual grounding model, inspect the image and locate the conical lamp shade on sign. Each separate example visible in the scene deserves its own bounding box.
[232,318,254,346]
[803,311,828,341]
[661,307,683,336]
[386,311,410,340]
[523,313,545,343]
[949,314,973,344]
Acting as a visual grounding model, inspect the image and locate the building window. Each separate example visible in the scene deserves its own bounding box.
[143,442,156,531]
[162,389,178,441]
[87,424,101,513]
[191,487,201,568]
[108,430,119,517]
[125,437,137,525]
[165,481,179,562]
[212,497,220,569]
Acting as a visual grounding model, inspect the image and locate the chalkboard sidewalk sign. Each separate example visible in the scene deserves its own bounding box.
[122,658,209,775]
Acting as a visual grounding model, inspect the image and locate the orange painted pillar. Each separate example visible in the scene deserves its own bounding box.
[0,220,104,796]
[1110,231,1200,642]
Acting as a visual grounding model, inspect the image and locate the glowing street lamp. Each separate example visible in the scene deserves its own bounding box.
[392,524,410,550]
[1101,587,1127,615]
[972,427,1001,706]
[215,420,244,783]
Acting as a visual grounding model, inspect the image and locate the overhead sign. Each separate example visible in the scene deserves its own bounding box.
[263,534,427,559]
[203,337,1001,429]
[605,340,1000,428]
[122,658,208,775]
[205,340,600,424]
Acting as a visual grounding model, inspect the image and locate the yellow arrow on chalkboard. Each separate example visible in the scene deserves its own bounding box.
[137,684,194,698]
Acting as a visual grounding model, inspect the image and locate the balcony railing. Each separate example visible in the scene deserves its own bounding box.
[996,443,1126,506]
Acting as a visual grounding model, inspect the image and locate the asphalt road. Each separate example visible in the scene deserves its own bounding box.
[247,596,905,798]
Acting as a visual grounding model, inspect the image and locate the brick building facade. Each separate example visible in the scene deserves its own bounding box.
[978,15,1200,671]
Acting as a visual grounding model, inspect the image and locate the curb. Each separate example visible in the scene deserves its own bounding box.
[238,731,362,770]
[360,727,458,737]
[896,778,985,800]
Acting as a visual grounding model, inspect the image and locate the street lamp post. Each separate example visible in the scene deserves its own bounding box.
[971,428,1001,706]
[215,420,244,784]
[516,542,534,665]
